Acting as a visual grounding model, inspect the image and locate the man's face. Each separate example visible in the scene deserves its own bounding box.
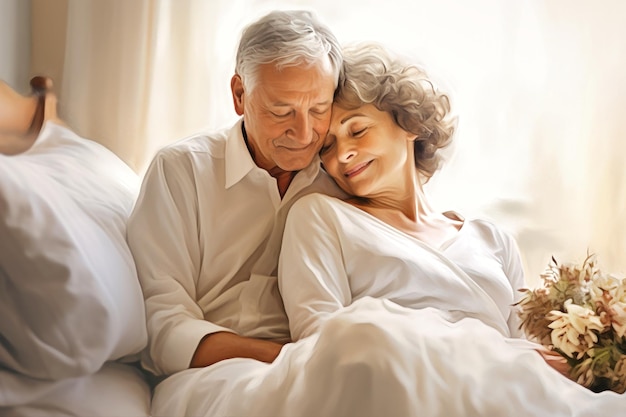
[231,58,336,173]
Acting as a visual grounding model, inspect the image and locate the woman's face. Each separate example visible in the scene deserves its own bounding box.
[320,103,416,198]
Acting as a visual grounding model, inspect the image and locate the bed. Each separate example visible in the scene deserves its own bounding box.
[3,77,626,417]
[0,77,151,416]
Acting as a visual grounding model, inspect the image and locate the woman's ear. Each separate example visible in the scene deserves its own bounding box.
[230,74,245,116]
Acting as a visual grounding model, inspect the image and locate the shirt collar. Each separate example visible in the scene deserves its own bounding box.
[225,119,256,189]
[224,118,323,189]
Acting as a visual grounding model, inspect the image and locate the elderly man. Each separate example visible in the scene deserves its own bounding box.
[127,9,343,378]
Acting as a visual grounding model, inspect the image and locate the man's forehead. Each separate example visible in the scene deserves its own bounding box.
[256,60,334,83]
[255,77,335,106]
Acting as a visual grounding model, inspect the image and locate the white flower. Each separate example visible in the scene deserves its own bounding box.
[609,301,626,338]
[589,274,626,338]
[590,273,620,303]
[547,299,605,359]
[614,278,626,304]
[519,254,626,393]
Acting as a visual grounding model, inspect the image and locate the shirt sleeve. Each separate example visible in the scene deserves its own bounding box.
[501,230,527,338]
[278,194,352,341]
[127,149,234,376]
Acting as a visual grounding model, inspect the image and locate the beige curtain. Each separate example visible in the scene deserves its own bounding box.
[60,0,249,172]
[54,0,625,284]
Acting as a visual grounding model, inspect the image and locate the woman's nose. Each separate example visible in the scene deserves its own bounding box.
[337,140,357,163]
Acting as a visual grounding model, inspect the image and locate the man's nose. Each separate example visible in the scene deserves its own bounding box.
[287,113,313,145]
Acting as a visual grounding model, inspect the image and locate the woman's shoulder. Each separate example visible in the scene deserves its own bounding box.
[292,192,345,210]
[285,193,348,234]
[289,193,352,222]
[462,216,518,249]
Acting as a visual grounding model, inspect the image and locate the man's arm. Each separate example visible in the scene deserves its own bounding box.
[129,145,289,375]
[128,148,238,375]
[190,332,284,367]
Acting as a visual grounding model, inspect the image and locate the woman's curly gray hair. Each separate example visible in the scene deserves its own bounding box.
[335,42,457,179]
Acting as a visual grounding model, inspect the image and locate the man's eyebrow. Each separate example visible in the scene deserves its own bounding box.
[340,113,367,124]
[271,100,333,107]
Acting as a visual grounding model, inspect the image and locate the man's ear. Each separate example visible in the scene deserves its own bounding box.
[231,74,245,116]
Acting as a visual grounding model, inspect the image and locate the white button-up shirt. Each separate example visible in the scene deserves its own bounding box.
[127,119,343,376]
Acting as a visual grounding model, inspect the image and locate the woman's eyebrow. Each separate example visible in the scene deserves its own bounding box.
[340,113,367,124]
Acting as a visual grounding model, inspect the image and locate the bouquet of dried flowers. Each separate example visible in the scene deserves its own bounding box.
[516,253,626,393]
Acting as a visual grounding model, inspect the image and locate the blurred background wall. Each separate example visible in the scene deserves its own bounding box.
[0,0,31,93]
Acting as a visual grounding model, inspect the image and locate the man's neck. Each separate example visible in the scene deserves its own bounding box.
[269,167,297,198]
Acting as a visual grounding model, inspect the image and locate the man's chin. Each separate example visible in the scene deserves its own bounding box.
[276,154,317,172]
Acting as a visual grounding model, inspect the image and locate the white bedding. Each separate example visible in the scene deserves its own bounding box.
[0,362,151,417]
[151,297,625,417]
[0,121,150,415]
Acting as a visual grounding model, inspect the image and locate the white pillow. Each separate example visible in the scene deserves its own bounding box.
[0,122,147,380]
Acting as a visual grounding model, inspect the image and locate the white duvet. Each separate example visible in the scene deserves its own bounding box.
[151,194,626,416]
[152,297,625,417]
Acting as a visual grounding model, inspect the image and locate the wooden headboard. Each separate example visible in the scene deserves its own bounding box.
[28,76,56,135]
[0,76,59,155]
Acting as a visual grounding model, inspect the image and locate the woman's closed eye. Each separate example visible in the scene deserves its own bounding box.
[351,127,368,137]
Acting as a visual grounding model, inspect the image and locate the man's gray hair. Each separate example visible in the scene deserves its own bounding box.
[235,10,342,91]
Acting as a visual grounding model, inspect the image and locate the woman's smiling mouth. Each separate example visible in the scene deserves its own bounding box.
[344,161,372,178]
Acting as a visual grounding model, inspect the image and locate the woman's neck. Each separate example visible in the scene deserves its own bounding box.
[351,168,427,219]
[348,173,462,246]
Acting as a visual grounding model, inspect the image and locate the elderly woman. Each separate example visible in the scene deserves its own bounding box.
[279,42,525,341]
